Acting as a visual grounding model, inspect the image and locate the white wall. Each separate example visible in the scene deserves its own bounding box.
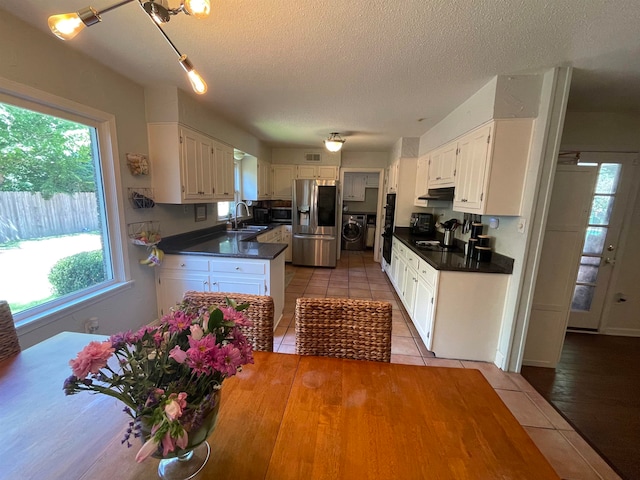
[341,151,389,169]
[0,11,268,347]
[271,148,341,165]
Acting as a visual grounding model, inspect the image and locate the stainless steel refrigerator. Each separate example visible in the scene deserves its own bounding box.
[292,178,339,267]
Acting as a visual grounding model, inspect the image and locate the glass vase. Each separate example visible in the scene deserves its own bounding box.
[141,390,222,480]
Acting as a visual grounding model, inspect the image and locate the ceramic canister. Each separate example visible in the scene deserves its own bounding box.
[474,246,492,262]
[470,223,484,239]
[467,238,478,257]
[477,235,491,247]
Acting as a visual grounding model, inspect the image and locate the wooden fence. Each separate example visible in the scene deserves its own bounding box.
[0,192,100,243]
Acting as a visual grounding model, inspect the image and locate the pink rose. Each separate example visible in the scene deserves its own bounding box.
[164,392,188,420]
[168,346,187,364]
[190,324,204,341]
[69,341,114,380]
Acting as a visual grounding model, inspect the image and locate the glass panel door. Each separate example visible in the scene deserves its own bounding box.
[569,163,622,328]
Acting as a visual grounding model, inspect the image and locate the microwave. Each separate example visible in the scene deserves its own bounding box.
[271,207,292,223]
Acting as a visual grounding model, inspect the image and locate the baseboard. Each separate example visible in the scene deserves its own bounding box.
[602,327,640,337]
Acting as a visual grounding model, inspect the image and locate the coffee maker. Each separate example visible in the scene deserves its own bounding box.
[410,213,435,237]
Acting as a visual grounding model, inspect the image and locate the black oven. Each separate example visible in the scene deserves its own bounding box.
[270,207,292,224]
[382,193,396,264]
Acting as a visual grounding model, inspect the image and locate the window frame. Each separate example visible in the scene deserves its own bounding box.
[0,78,131,333]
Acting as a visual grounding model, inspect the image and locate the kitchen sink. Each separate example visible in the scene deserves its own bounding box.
[238,225,269,231]
[227,225,269,233]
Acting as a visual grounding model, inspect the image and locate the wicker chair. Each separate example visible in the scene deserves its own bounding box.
[181,291,275,352]
[294,297,393,362]
[0,301,21,362]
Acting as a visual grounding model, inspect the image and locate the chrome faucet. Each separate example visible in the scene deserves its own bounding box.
[234,201,250,230]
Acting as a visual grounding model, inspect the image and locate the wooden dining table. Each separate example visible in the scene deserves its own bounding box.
[0,332,559,479]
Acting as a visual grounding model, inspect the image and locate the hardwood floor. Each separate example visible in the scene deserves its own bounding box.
[522,332,640,480]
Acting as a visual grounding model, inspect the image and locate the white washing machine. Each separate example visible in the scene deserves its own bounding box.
[342,215,366,251]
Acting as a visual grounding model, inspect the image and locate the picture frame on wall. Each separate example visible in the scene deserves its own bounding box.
[194,204,207,222]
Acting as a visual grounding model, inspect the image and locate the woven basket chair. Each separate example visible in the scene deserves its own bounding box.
[294,297,393,362]
[0,301,21,362]
[181,291,274,352]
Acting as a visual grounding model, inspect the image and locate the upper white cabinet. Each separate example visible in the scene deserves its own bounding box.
[271,165,296,199]
[343,173,366,201]
[413,154,430,207]
[387,158,400,193]
[148,123,232,204]
[242,157,272,201]
[296,165,338,180]
[427,143,457,188]
[213,142,234,201]
[453,119,533,215]
[364,173,379,188]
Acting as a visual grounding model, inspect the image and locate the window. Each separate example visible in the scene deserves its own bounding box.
[217,160,242,220]
[0,88,126,327]
[571,163,621,311]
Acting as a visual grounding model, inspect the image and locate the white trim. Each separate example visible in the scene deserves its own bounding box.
[16,281,134,335]
[338,167,385,263]
[0,76,130,326]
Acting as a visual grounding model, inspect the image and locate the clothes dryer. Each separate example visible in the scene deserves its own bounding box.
[341,215,366,251]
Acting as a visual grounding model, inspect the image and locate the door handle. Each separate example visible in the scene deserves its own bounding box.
[607,244,615,251]
[604,257,616,265]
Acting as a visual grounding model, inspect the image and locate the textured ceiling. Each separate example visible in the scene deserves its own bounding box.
[3,0,640,151]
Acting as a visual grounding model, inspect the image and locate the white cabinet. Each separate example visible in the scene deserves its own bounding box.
[258,159,272,200]
[213,142,235,201]
[148,123,234,204]
[427,143,457,188]
[387,159,400,193]
[271,165,296,199]
[343,173,366,201]
[453,119,533,216]
[148,123,214,203]
[242,158,272,201]
[386,237,508,361]
[296,165,338,180]
[364,173,379,188]
[414,154,430,207]
[156,252,286,327]
[283,225,292,262]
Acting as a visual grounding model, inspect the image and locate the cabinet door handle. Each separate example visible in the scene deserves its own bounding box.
[180,263,186,267]
[235,267,240,270]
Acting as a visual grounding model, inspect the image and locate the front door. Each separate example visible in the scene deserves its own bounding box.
[567,153,636,330]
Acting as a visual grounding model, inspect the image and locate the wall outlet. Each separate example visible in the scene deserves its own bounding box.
[517,217,526,233]
[183,205,189,214]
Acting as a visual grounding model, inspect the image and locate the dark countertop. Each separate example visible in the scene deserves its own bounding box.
[393,228,513,274]
[158,224,288,260]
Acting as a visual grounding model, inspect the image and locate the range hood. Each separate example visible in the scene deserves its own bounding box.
[418,187,455,201]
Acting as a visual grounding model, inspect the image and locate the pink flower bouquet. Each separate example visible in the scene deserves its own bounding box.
[63,298,253,462]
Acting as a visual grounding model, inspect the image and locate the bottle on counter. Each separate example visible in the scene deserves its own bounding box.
[226,213,233,231]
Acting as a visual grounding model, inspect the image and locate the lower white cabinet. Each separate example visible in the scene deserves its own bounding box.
[283,225,292,262]
[156,252,285,328]
[388,237,508,362]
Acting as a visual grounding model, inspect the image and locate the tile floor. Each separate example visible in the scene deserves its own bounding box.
[275,250,622,480]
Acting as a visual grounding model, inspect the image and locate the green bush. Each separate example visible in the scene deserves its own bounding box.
[48,250,106,296]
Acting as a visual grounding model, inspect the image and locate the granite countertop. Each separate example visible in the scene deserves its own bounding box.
[158,224,287,260]
[393,228,513,274]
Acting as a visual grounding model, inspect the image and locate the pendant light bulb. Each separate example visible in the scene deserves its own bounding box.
[179,55,208,95]
[183,0,211,19]
[324,133,345,152]
[48,7,101,40]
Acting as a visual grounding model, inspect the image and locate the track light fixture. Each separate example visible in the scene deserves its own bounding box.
[324,132,346,152]
[48,0,209,95]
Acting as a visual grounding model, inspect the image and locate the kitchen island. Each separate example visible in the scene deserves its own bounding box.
[388,228,513,363]
[156,225,287,327]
